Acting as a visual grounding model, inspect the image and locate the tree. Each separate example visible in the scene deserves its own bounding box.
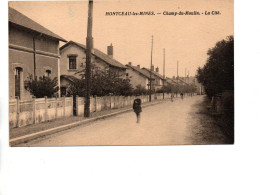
[25,75,59,98]
[67,68,134,97]
[196,35,234,97]
[67,78,85,97]
[158,84,171,93]
[157,83,180,94]
[133,84,148,95]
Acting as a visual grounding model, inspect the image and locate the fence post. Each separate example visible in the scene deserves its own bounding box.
[114,96,116,108]
[76,95,79,116]
[63,96,66,117]
[109,93,112,110]
[103,96,106,110]
[70,96,73,116]
[55,96,58,119]
[44,96,48,121]
[95,96,97,112]
[33,97,36,124]
[16,97,20,127]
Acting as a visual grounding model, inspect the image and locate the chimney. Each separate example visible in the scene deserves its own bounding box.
[137,65,140,68]
[156,67,159,73]
[151,65,154,71]
[128,62,132,66]
[107,43,113,58]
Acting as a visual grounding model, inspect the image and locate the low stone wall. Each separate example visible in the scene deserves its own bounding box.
[9,97,73,128]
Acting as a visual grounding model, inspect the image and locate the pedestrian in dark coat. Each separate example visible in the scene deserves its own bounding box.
[133,96,142,123]
[171,93,174,102]
[180,92,184,99]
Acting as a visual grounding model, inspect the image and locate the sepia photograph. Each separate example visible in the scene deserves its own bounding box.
[8,0,234,146]
[3,0,260,195]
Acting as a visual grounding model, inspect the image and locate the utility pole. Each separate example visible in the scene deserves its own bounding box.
[177,60,179,83]
[149,35,153,102]
[188,70,190,84]
[163,48,165,99]
[185,68,186,83]
[176,60,179,96]
[84,0,93,117]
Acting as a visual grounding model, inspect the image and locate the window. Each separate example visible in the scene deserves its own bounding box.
[45,70,51,77]
[126,73,129,77]
[69,56,77,70]
[156,79,159,85]
[14,67,23,98]
[61,87,67,97]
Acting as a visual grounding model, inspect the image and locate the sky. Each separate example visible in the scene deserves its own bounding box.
[9,0,233,78]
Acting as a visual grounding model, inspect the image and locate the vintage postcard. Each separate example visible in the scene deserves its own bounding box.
[8,0,234,146]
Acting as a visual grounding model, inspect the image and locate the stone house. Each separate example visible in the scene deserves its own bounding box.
[59,41,127,96]
[141,66,165,92]
[9,7,67,100]
[125,63,154,90]
[165,77,177,85]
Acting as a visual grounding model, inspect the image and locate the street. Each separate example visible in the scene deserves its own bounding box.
[20,95,230,146]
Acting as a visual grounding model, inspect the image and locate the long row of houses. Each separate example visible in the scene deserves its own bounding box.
[9,7,198,100]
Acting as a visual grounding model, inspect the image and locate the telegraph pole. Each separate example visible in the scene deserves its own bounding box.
[84,0,93,117]
[163,48,165,99]
[176,61,179,96]
[185,68,186,83]
[149,35,153,102]
[188,71,190,84]
[177,60,179,83]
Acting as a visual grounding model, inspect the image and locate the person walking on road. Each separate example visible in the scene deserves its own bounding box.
[133,96,142,123]
[171,93,174,102]
[180,92,184,100]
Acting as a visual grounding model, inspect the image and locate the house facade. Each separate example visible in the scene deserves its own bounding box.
[59,41,127,96]
[141,66,165,92]
[9,7,66,100]
[125,63,152,90]
[165,77,177,85]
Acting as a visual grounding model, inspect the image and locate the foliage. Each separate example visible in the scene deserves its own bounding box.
[67,68,134,97]
[157,84,171,93]
[67,79,85,97]
[179,84,197,94]
[133,84,148,95]
[213,91,234,142]
[25,75,59,98]
[157,83,196,94]
[196,36,234,97]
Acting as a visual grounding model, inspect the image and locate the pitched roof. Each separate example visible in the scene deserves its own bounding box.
[166,77,177,84]
[60,41,126,69]
[142,67,165,80]
[9,7,67,42]
[60,75,80,83]
[178,78,188,85]
[126,65,155,80]
[93,48,126,69]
